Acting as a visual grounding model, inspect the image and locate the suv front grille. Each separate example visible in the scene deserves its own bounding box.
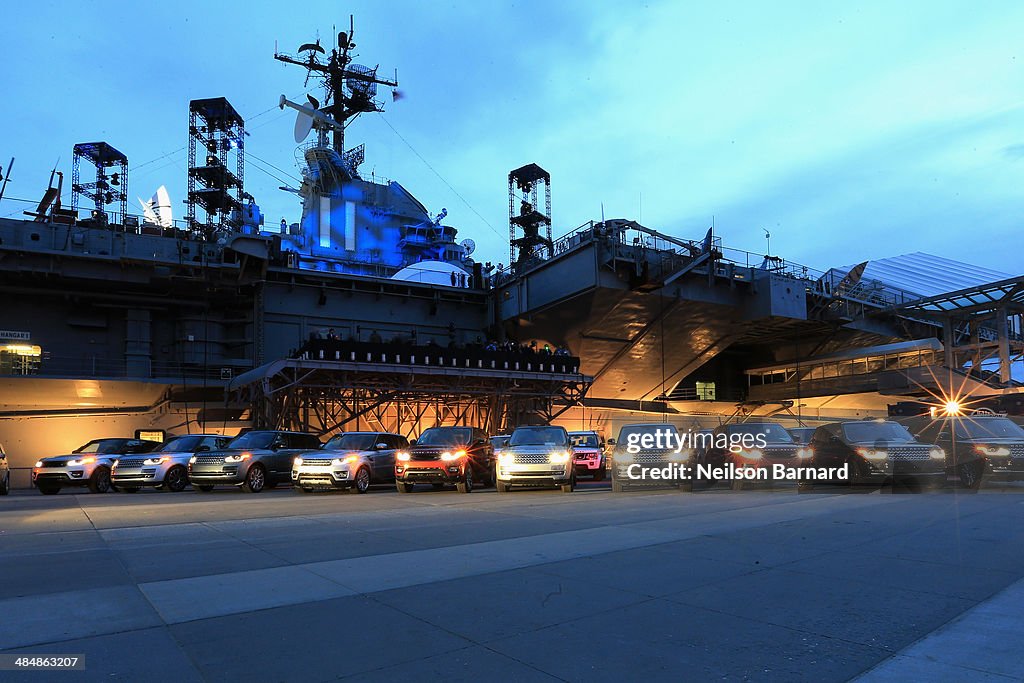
[42,461,67,468]
[117,458,146,468]
[193,455,226,466]
[888,446,932,461]
[301,458,333,466]
[634,451,670,463]
[1009,445,1024,458]
[410,449,443,461]
[764,447,797,459]
[513,453,549,464]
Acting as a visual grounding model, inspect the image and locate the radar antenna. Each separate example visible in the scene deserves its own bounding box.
[275,16,398,154]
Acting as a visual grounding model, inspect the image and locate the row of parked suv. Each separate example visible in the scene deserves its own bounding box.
[27,414,1024,495]
[28,426,605,495]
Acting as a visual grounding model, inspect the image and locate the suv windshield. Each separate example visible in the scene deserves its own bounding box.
[954,418,1024,440]
[510,427,568,447]
[843,422,915,444]
[725,423,793,443]
[227,432,278,450]
[490,436,510,449]
[74,439,126,454]
[158,435,204,452]
[325,434,380,451]
[570,433,600,448]
[417,428,473,446]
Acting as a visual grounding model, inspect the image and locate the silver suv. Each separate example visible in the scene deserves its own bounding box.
[32,438,161,495]
[293,432,408,493]
[496,425,575,493]
[112,434,231,492]
[188,430,321,493]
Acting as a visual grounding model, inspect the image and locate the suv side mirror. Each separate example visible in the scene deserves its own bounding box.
[271,439,286,450]
[607,438,616,446]
[410,439,417,446]
[376,442,388,450]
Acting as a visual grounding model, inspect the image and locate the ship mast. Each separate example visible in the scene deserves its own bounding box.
[274,16,398,154]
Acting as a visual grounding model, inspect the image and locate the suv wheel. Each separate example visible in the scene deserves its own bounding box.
[397,482,414,494]
[354,467,371,494]
[456,467,474,493]
[241,465,266,493]
[560,474,576,493]
[495,480,510,493]
[956,461,983,492]
[593,466,606,482]
[611,479,625,493]
[161,466,188,492]
[88,467,112,493]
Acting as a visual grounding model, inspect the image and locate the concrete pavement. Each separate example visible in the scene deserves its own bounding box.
[1,483,1023,681]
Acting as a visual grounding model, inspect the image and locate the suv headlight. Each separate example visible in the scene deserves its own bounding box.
[549,451,570,464]
[224,453,252,463]
[35,460,43,468]
[189,455,197,465]
[498,452,513,465]
[441,450,467,461]
[143,456,170,466]
[737,449,762,460]
[293,456,303,467]
[929,447,945,460]
[975,445,1011,457]
[856,448,888,461]
[67,456,96,467]
[396,451,410,462]
[797,447,814,459]
[333,455,359,466]
[669,448,693,462]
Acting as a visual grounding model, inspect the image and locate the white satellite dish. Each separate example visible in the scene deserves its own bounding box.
[460,238,476,256]
[293,111,314,143]
[138,185,173,228]
[279,95,345,135]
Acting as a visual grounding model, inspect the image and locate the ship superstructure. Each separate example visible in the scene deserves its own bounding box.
[273,21,474,277]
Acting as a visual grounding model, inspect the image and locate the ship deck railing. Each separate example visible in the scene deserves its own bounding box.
[294,340,580,376]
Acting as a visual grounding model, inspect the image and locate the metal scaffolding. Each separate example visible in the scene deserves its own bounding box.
[509,163,552,269]
[71,142,128,223]
[228,358,591,438]
[187,97,245,237]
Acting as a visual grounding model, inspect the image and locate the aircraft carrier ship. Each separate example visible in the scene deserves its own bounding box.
[1,20,1021,487]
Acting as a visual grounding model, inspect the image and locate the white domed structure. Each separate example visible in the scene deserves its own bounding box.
[391,260,467,286]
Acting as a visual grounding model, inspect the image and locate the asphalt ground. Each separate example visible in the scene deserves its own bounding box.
[1,479,1022,682]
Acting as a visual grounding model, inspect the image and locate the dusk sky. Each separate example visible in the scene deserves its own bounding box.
[3,1,1023,273]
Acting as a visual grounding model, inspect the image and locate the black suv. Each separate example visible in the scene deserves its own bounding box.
[808,420,946,489]
[394,426,494,493]
[188,430,322,493]
[904,415,1024,490]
